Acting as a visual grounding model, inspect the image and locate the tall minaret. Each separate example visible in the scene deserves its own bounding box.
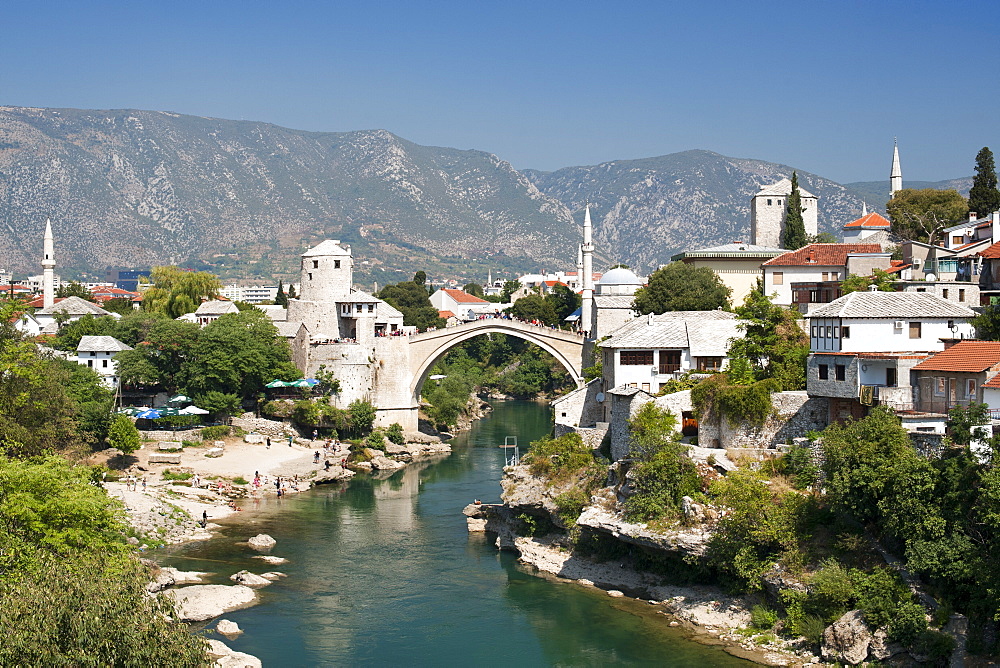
[42,218,55,308]
[890,139,902,197]
[580,204,594,338]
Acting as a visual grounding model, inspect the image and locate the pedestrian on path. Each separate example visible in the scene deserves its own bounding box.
[266,436,271,449]
[288,434,293,447]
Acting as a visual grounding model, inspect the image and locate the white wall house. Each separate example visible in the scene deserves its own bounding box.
[762,243,887,306]
[33,296,118,334]
[806,291,975,354]
[429,288,494,320]
[194,299,240,326]
[76,335,133,389]
[599,311,741,395]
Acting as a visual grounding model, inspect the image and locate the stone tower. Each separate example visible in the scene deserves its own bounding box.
[580,204,594,338]
[890,140,902,197]
[42,218,55,308]
[286,240,354,337]
[749,178,818,247]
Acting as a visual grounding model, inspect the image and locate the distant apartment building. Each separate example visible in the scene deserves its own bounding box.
[219,285,280,304]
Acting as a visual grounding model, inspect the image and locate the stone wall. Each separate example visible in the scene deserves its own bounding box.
[373,336,419,431]
[139,429,202,442]
[230,414,296,437]
[697,391,829,450]
[552,379,603,431]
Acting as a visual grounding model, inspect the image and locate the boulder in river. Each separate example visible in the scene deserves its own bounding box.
[822,610,873,665]
[247,534,276,550]
[252,554,288,565]
[164,584,258,622]
[216,619,243,638]
[206,639,261,668]
[230,570,273,588]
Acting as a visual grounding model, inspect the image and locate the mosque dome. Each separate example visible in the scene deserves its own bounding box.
[598,267,643,286]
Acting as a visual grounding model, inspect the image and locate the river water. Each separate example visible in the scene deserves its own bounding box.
[156,401,752,667]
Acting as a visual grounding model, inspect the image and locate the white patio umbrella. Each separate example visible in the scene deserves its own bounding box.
[180,405,210,415]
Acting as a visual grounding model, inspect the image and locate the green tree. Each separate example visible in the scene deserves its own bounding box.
[968,147,1000,217]
[782,172,808,250]
[413,271,427,286]
[972,304,1000,340]
[377,280,445,330]
[887,189,969,245]
[623,402,699,521]
[106,414,141,454]
[508,294,559,325]
[101,297,135,315]
[548,284,581,323]
[141,266,221,318]
[193,391,242,420]
[840,268,896,294]
[275,280,288,307]
[55,281,94,300]
[180,310,299,400]
[728,280,809,390]
[632,262,730,314]
[347,399,377,437]
[287,283,297,298]
[499,280,521,303]
[51,313,116,351]
[463,282,484,298]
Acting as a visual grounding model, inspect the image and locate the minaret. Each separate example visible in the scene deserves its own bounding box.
[862,201,868,217]
[42,218,55,308]
[890,139,902,197]
[580,204,595,338]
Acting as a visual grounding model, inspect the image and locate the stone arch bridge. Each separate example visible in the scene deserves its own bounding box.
[371,318,590,431]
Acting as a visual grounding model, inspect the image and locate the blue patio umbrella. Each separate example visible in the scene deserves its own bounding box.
[136,409,162,419]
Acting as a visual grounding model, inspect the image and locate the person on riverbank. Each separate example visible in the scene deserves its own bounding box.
[288,434,293,447]
[266,436,271,449]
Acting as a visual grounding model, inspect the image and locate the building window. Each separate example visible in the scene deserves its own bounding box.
[659,350,681,373]
[641,383,650,393]
[886,367,897,387]
[767,199,772,206]
[842,326,850,338]
[835,364,846,381]
[935,378,946,396]
[968,378,977,398]
[953,235,964,245]
[312,260,319,269]
[811,325,818,337]
[697,357,723,372]
[826,326,833,338]
[87,360,93,367]
[102,359,108,368]
[308,273,313,281]
[620,350,654,366]
[773,272,783,285]
[833,326,840,338]
[335,260,341,269]
[959,289,966,302]
[909,322,921,339]
[942,289,949,299]
[368,304,374,312]
[818,364,829,380]
[822,272,828,281]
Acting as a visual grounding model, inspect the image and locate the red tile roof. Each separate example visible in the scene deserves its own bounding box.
[843,212,891,229]
[762,243,883,267]
[982,373,1000,389]
[978,241,1000,259]
[441,288,488,304]
[912,341,1000,373]
[438,310,456,319]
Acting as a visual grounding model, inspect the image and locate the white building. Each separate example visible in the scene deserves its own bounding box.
[762,243,888,306]
[219,285,280,304]
[194,300,240,326]
[750,178,819,248]
[76,335,133,389]
[598,311,741,395]
[429,288,494,320]
[33,296,117,334]
[804,291,976,422]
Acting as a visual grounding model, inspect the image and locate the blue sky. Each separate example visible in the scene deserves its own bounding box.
[2,0,997,182]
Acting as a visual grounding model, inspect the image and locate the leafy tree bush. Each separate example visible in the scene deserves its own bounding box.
[523,432,598,483]
[200,425,231,441]
[840,268,896,294]
[781,172,808,250]
[107,415,141,454]
[377,279,444,330]
[141,265,221,318]
[348,399,377,437]
[632,262,731,314]
[729,280,808,390]
[386,423,405,445]
[691,374,780,427]
[365,430,386,450]
[887,188,968,245]
[968,146,1000,217]
[750,605,779,631]
[553,488,590,527]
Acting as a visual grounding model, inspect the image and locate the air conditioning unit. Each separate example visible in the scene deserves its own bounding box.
[651,366,660,375]
[912,258,922,269]
[894,320,905,330]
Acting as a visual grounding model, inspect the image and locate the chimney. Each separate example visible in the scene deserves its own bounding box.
[970,211,978,224]
[807,250,815,263]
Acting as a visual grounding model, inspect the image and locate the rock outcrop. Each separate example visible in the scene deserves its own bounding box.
[164,585,258,622]
[230,570,273,588]
[252,554,288,565]
[576,506,711,556]
[247,534,276,551]
[206,639,261,668]
[215,619,243,638]
[821,610,873,665]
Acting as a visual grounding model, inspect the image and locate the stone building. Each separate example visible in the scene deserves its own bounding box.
[749,178,818,247]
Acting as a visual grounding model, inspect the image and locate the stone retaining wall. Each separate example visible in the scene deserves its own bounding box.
[140,429,202,442]
[230,414,296,437]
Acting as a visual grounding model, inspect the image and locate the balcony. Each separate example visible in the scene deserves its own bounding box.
[658,364,681,374]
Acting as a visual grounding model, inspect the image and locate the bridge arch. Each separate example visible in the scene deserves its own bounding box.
[407,320,586,404]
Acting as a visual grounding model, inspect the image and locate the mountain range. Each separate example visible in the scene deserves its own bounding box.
[0,106,971,284]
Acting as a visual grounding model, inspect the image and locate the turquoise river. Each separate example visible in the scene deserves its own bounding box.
[156,401,753,667]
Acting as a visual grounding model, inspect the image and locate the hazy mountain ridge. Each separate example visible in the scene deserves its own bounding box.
[523,150,877,269]
[0,106,969,281]
[0,107,578,280]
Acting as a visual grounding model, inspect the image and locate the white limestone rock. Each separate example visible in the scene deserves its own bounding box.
[164,585,258,622]
[247,534,276,551]
[215,619,243,637]
[206,638,261,668]
[260,571,286,580]
[607,590,625,597]
[230,570,273,588]
[252,554,288,565]
[370,455,405,471]
[821,610,873,665]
